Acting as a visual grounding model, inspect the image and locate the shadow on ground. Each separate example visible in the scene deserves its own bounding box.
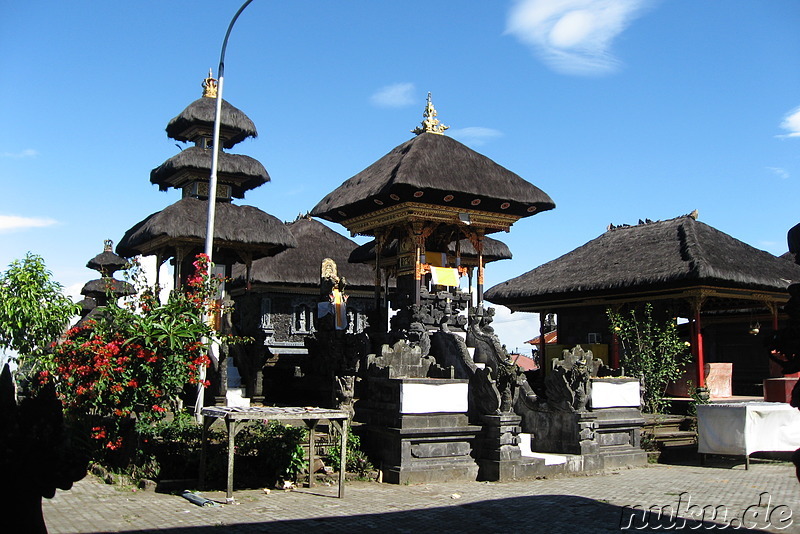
[656,447,794,471]
[91,493,780,534]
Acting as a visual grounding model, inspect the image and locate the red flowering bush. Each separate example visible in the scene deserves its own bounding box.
[41,254,243,458]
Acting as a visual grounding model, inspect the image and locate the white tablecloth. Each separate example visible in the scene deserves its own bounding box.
[697,402,800,456]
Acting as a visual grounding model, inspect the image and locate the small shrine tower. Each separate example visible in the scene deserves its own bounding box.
[117,72,296,287]
[75,239,134,327]
[312,93,554,332]
[311,95,555,484]
[117,73,297,406]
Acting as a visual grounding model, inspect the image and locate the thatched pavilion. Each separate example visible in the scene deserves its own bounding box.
[228,215,378,404]
[117,73,296,286]
[485,213,800,396]
[311,93,554,328]
[231,215,377,348]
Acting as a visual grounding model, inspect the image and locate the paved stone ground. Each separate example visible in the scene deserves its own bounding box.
[42,457,800,534]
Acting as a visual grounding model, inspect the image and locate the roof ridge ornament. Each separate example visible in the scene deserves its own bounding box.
[202,69,218,98]
[412,92,449,135]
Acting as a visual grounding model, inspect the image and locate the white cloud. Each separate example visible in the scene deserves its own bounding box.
[767,167,789,179]
[447,127,503,146]
[64,282,85,301]
[370,83,416,108]
[0,148,39,158]
[505,0,653,75]
[0,215,58,233]
[778,106,800,138]
[485,305,539,355]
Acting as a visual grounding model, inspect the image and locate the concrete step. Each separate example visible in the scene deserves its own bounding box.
[653,430,697,447]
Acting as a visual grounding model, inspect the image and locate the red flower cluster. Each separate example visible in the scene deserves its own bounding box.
[42,253,242,456]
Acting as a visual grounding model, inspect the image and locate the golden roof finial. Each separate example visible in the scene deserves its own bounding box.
[202,69,218,98]
[412,92,449,135]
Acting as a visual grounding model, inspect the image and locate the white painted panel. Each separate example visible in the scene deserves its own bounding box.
[400,382,469,413]
[591,380,640,408]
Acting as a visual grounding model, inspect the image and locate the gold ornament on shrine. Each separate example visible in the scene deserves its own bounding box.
[412,92,449,135]
[202,69,218,98]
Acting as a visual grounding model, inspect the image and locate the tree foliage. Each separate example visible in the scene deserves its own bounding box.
[0,253,79,378]
[41,254,246,458]
[607,303,690,413]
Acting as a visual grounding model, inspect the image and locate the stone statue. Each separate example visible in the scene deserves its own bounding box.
[496,357,528,413]
[321,258,347,298]
[316,258,356,414]
[467,305,504,366]
[334,375,355,419]
[466,305,532,415]
[543,345,598,413]
[406,305,432,357]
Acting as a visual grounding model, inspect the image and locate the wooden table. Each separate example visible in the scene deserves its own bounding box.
[199,406,349,502]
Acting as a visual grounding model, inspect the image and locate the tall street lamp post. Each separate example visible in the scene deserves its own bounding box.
[196,0,255,419]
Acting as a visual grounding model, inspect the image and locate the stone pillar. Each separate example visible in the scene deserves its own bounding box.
[475,231,485,306]
[476,413,542,481]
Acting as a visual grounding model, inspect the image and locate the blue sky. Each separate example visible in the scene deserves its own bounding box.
[2,1,799,353]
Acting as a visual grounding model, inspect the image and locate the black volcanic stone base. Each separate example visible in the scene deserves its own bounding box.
[359,411,481,485]
[356,377,480,484]
[475,413,544,481]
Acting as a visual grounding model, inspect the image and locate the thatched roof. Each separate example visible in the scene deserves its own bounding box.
[74,307,105,329]
[76,296,97,314]
[311,132,555,223]
[232,217,376,288]
[150,146,269,198]
[166,97,257,149]
[86,250,128,275]
[116,197,296,262]
[485,215,800,307]
[349,235,512,265]
[80,278,135,299]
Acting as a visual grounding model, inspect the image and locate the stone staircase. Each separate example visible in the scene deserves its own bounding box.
[643,414,697,451]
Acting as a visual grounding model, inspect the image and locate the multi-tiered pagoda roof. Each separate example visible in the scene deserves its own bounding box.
[118,73,295,269]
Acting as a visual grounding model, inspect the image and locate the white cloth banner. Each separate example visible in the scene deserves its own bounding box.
[697,402,800,456]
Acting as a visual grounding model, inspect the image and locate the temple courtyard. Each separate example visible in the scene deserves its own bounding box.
[44,458,798,533]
